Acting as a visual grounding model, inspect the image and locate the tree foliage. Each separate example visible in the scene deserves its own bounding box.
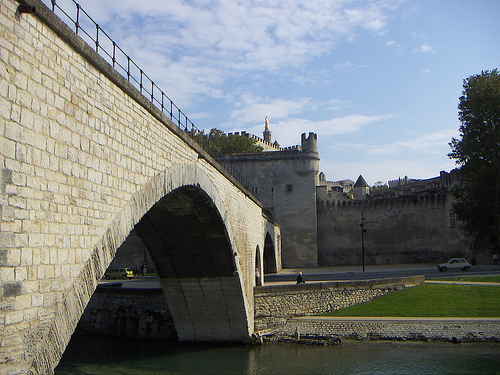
[188,128,263,156]
[207,128,263,155]
[448,69,500,238]
[371,181,388,193]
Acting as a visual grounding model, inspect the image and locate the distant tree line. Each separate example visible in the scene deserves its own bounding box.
[188,128,263,156]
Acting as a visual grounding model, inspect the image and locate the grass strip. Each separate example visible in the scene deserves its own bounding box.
[319,283,500,318]
[427,275,500,283]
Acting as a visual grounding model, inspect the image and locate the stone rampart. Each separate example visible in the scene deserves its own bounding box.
[253,276,424,331]
[317,193,470,266]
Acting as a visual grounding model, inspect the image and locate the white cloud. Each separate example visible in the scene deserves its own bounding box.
[319,128,459,184]
[229,96,312,125]
[237,113,389,148]
[413,45,435,53]
[333,61,368,70]
[46,0,401,105]
[365,129,456,156]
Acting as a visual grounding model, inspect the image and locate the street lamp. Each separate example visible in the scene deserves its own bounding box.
[360,214,367,272]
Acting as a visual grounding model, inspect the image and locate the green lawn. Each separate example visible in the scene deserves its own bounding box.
[319,283,500,318]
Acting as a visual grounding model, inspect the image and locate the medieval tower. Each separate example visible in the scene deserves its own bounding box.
[227,123,320,268]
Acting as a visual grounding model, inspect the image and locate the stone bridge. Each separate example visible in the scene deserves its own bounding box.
[0,0,281,373]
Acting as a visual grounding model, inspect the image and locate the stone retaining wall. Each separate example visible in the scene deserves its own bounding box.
[280,317,500,343]
[77,285,176,340]
[254,276,424,331]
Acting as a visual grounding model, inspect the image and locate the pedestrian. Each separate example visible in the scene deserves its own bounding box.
[255,268,261,286]
[296,271,305,284]
[142,262,147,276]
[494,254,499,265]
[135,262,139,276]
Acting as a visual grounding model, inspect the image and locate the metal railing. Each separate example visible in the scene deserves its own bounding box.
[47,0,257,196]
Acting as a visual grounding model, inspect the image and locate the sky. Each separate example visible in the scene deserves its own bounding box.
[43,0,499,185]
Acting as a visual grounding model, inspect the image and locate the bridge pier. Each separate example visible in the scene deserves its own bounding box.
[160,277,250,342]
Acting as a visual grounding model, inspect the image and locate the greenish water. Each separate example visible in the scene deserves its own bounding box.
[55,333,500,375]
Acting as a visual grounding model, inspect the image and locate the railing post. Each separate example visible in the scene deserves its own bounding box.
[75,3,80,34]
[51,0,56,12]
[139,69,143,93]
[95,24,100,53]
[151,81,154,102]
[127,57,130,81]
[112,41,116,67]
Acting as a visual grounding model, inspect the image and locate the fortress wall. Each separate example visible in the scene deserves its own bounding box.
[317,194,471,266]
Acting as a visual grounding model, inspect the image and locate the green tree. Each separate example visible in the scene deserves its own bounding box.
[187,128,263,156]
[207,128,263,155]
[371,181,388,193]
[448,69,500,238]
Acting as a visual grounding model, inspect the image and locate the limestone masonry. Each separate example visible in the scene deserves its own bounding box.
[0,0,280,373]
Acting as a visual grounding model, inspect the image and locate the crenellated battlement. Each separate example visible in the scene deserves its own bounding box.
[317,191,449,212]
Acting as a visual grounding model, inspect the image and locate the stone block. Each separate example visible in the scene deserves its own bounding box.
[14,293,31,310]
[14,266,26,281]
[2,282,22,298]
[5,311,24,325]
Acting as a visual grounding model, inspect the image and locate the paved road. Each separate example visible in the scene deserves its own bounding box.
[264,264,500,285]
[99,264,500,289]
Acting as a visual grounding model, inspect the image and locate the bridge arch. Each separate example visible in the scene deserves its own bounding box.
[255,245,262,286]
[14,164,257,374]
[263,232,278,274]
[131,165,251,342]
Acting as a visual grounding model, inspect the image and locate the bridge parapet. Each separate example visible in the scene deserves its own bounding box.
[37,0,257,196]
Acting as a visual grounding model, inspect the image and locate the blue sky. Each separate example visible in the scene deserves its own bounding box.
[44,0,499,185]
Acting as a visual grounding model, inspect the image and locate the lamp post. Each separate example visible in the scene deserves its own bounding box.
[360,214,367,272]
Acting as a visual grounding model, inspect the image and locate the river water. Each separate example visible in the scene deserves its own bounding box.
[55,333,499,375]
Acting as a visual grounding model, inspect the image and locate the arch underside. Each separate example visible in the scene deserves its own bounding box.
[135,185,250,342]
[263,232,277,274]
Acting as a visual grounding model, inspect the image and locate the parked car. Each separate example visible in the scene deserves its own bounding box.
[104,267,134,279]
[437,258,471,272]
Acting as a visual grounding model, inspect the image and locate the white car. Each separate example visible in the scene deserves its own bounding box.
[437,258,471,272]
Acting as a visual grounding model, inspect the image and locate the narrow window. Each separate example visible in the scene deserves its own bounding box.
[449,211,456,228]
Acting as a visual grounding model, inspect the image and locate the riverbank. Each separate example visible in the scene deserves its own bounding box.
[257,316,500,345]
[88,269,500,344]
[254,277,500,344]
